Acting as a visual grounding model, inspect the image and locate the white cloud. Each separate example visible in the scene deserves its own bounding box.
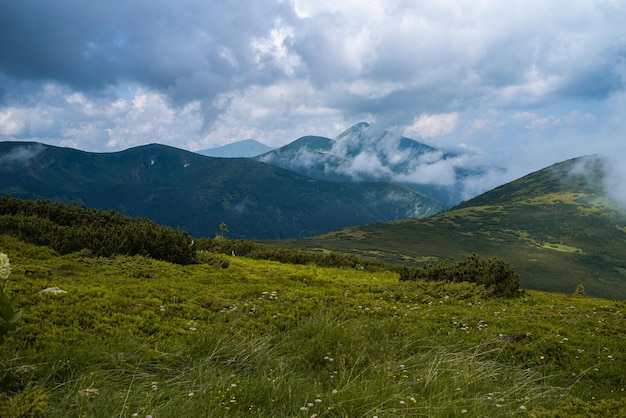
[251,18,302,77]
[405,113,459,139]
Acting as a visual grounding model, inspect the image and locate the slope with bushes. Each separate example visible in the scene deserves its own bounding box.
[276,156,626,299]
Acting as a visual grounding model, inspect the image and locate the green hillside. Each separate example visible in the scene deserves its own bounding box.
[273,156,626,300]
[1,235,626,417]
[0,141,441,239]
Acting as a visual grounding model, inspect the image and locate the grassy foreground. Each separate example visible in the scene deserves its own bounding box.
[1,235,625,417]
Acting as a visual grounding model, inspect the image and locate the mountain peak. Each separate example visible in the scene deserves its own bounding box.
[197,139,274,158]
[336,122,371,140]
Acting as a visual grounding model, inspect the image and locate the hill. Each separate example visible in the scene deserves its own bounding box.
[272,155,626,299]
[1,235,625,416]
[196,139,275,158]
[0,141,441,239]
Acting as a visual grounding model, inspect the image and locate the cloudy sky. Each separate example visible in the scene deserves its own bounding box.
[1,0,625,184]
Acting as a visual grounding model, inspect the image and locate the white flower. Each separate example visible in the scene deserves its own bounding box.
[0,252,10,286]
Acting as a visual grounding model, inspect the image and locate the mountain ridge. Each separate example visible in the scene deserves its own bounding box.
[0,141,442,239]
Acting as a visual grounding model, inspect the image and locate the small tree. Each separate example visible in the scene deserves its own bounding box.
[574,283,586,296]
[219,222,229,238]
[0,252,22,337]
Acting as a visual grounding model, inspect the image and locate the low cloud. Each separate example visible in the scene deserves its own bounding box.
[405,113,459,139]
[0,143,45,169]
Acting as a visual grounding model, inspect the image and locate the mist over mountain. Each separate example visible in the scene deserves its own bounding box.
[257,122,503,207]
[197,139,275,158]
[0,141,442,239]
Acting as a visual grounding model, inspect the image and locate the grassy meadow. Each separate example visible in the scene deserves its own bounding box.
[1,235,626,417]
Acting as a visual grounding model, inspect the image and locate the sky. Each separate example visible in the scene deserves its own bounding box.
[1,0,625,190]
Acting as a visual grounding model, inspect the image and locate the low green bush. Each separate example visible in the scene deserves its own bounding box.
[398,253,520,297]
[0,197,196,264]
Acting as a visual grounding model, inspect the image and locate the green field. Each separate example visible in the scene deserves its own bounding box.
[1,235,625,417]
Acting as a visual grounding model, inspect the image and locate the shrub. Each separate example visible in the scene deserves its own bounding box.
[398,253,520,298]
[0,197,196,264]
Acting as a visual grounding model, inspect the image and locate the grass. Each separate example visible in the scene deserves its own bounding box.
[1,234,626,417]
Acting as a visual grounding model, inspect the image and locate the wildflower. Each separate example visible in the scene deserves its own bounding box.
[151,383,159,391]
[0,252,10,286]
[461,409,468,414]
[399,400,405,405]
[495,404,502,408]
[188,392,194,397]
[231,383,237,387]
[315,398,322,403]
[519,405,527,410]
[539,356,545,360]
[79,388,99,396]
[300,406,308,411]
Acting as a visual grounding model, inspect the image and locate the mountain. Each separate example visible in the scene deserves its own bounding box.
[256,122,440,182]
[271,155,626,299]
[0,141,442,239]
[256,122,497,207]
[196,138,275,158]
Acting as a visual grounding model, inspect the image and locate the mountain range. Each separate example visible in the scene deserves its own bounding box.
[273,155,626,299]
[2,138,626,298]
[255,122,499,206]
[0,141,441,239]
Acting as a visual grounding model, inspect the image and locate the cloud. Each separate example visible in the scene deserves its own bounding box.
[0,143,45,168]
[405,113,459,139]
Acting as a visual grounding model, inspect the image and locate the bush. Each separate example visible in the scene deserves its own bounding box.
[398,253,520,298]
[0,197,196,265]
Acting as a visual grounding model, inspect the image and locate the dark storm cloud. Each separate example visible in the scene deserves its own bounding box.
[0,0,296,102]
